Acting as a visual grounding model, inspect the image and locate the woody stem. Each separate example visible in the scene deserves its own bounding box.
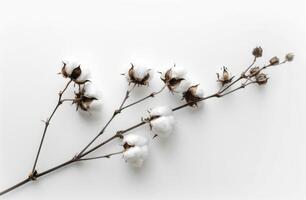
[31,79,73,174]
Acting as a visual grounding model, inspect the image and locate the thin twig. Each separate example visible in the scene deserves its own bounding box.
[77,85,165,157]
[76,85,136,157]
[31,79,73,174]
[78,151,124,161]
[120,85,166,111]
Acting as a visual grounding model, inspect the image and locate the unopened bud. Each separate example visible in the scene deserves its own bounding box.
[256,73,268,85]
[269,56,280,65]
[249,66,260,77]
[252,47,263,58]
[285,53,294,62]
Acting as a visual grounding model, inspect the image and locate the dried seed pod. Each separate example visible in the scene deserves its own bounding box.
[249,66,261,77]
[285,53,294,62]
[269,56,280,65]
[256,73,268,85]
[252,46,263,58]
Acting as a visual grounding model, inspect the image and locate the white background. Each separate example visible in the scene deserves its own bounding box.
[0,0,306,199]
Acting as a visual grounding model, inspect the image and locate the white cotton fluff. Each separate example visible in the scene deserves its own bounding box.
[149,106,175,138]
[195,86,204,98]
[122,134,149,167]
[149,106,172,117]
[151,116,175,138]
[133,66,151,79]
[170,67,186,78]
[173,79,191,93]
[83,82,99,98]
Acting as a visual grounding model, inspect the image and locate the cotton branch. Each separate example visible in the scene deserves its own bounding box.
[0,49,294,196]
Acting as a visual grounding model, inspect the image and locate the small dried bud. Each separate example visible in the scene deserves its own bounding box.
[73,84,98,111]
[285,53,294,62]
[182,85,204,107]
[216,67,234,85]
[269,56,280,65]
[123,142,135,150]
[126,64,151,86]
[249,66,261,77]
[256,73,268,85]
[252,47,263,58]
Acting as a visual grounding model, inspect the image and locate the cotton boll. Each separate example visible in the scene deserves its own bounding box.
[61,61,91,83]
[147,105,176,138]
[122,134,149,167]
[125,64,152,86]
[151,116,175,138]
[123,134,149,147]
[161,66,191,93]
[182,84,204,107]
[149,106,172,118]
[123,146,145,167]
[73,83,99,112]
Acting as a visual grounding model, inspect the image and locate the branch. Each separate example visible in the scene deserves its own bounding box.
[31,79,73,174]
[120,85,166,111]
[77,85,166,157]
[76,85,136,157]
